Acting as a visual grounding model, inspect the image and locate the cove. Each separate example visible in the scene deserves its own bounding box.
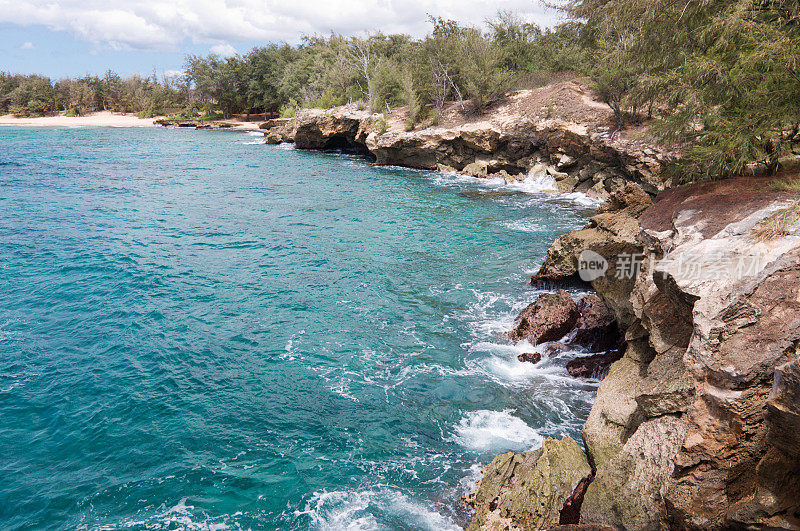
[0,126,596,529]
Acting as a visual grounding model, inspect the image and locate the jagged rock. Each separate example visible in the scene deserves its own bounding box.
[549,526,615,531]
[634,345,694,417]
[263,118,296,143]
[258,117,291,129]
[533,183,653,328]
[581,356,642,472]
[155,118,237,129]
[281,104,674,198]
[556,175,580,193]
[581,415,689,530]
[264,132,285,144]
[632,179,800,529]
[766,358,800,457]
[554,176,800,530]
[543,342,571,357]
[572,295,619,352]
[556,153,577,170]
[464,437,592,531]
[566,350,623,379]
[517,352,542,364]
[509,290,579,345]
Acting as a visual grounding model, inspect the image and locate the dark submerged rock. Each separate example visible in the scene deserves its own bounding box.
[566,350,623,379]
[517,352,542,364]
[509,290,580,345]
[572,295,620,352]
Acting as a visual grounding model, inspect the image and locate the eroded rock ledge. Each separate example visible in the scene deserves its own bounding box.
[261,106,675,201]
[480,179,800,529]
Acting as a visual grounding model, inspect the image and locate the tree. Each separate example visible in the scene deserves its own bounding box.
[345,35,378,112]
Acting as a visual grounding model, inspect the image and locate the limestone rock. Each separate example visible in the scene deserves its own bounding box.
[465,437,592,531]
[543,342,571,357]
[293,107,374,153]
[533,184,652,328]
[581,415,689,530]
[581,356,642,472]
[258,117,291,130]
[509,290,579,345]
[568,177,800,529]
[463,161,489,178]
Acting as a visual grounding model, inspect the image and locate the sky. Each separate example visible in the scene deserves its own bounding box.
[0,0,561,79]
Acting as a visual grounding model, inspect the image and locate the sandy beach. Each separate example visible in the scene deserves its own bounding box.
[0,111,263,130]
[0,111,158,127]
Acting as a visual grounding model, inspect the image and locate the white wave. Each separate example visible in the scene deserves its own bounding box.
[298,489,460,531]
[429,166,602,209]
[114,498,231,530]
[328,377,359,402]
[246,130,264,136]
[240,139,266,145]
[503,218,546,233]
[452,410,543,453]
[281,329,306,360]
[511,171,558,193]
[429,171,504,190]
[459,287,542,340]
[561,191,601,207]
[514,172,601,207]
[277,142,295,150]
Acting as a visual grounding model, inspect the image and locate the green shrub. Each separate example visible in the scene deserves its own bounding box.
[200,111,223,121]
[278,99,298,118]
[374,116,388,135]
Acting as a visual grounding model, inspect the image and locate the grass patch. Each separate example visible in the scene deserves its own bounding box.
[770,173,800,193]
[753,201,800,240]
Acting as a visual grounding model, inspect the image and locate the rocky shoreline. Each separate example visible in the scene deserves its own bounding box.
[260,106,674,204]
[466,176,800,530]
[173,100,800,529]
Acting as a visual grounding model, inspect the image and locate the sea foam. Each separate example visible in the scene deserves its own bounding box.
[452,409,543,452]
[298,489,460,531]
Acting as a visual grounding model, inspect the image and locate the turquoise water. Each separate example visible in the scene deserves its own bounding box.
[0,127,597,530]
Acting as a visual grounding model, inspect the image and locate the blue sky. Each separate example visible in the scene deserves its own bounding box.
[0,1,560,79]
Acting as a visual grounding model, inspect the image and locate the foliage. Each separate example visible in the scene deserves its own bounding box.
[556,0,800,178]
[0,13,592,121]
[7,5,793,182]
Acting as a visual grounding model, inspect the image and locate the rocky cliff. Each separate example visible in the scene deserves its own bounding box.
[262,92,674,202]
[485,177,800,530]
[260,88,800,529]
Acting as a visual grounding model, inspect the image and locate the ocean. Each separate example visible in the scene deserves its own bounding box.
[0,126,597,529]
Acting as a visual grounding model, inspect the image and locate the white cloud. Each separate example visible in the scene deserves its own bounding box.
[209,43,237,57]
[163,69,185,79]
[0,0,562,52]
[20,41,35,49]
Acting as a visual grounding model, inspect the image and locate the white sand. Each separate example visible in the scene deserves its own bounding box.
[0,111,159,127]
[0,111,263,130]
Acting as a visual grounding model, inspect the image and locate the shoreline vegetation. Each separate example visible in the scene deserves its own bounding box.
[4,0,799,181]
